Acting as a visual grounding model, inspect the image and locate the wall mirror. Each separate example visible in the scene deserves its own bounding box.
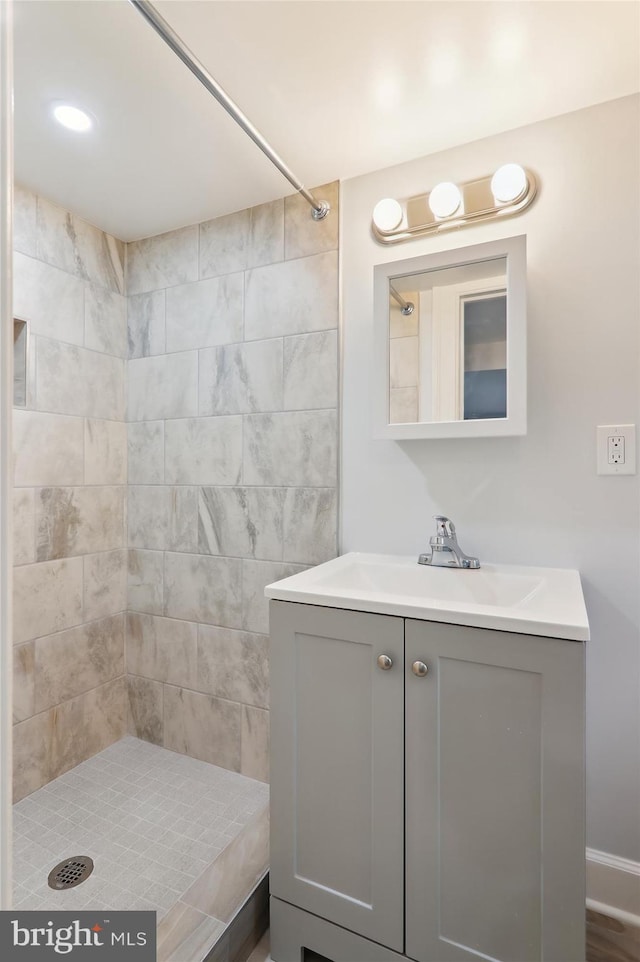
[373,235,527,439]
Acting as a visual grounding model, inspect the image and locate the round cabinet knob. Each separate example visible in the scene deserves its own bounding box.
[377,654,393,671]
[412,660,429,677]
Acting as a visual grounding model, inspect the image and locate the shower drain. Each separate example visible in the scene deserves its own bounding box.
[47,856,94,890]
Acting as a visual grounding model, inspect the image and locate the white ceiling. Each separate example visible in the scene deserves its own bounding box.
[13,0,640,241]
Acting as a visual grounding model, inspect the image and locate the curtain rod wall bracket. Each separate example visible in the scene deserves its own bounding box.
[389,285,415,316]
[129,0,330,221]
[311,200,330,221]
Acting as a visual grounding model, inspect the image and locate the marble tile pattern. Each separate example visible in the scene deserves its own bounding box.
[12,182,339,796]
[127,612,198,690]
[390,386,419,424]
[36,195,124,293]
[128,486,198,553]
[14,411,84,488]
[282,488,338,565]
[244,251,339,341]
[196,626,269,709]
[36,486,125,561]
[13,643,35,723]
[163,553,243,627]
[128,548,164,615]
[13,488,35,566]
[241,708,270,784]
[165,273,243,352]
[157,903,225,962]
[34,613,125,713]
[164,417,243,485]
[128,421,165,484]
[84,549,127,621]
[198,487,285,560]
[14,558,84,645]
[283,330,338,411]
[84,419,127,485]
[284,181,339,260]
[13,253,85,346]
[198,340,284,416]
[13,184,37,257]
[13,736,270,958]
[125,183,340,782]
[85,285,127,358]
[127,675,163,746]
[127,225,198,295]
[12,187,128,799]
[127,290,166,359]
[389,334,419,389]
[36,338,125,421]
[240,560,305,636]
[13,678,127,801]
[180,806,269,921]
[389,302,420,423]
[164,686,242,771]
[127,352,198,422]
[243,411,338,487]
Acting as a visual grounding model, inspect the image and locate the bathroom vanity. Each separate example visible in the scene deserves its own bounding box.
[266,553,589,962]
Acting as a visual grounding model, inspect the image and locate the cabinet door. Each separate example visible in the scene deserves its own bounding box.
[405,620,585,962]
[270,601,405,951]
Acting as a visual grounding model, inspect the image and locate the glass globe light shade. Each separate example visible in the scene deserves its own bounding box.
[372,197,403,232]
[491,163,527,204]
[428,182,462,218]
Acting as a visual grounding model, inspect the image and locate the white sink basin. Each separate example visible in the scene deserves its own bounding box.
[265,552,589,641]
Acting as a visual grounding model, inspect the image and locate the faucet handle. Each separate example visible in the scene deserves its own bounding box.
[434,515,456,538]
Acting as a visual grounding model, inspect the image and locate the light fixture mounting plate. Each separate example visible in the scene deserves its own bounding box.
[372,168,537,244]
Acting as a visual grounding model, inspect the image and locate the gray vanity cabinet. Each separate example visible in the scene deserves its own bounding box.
[405,619,585,962]
[270,601,586,962]
[270,601,405,951]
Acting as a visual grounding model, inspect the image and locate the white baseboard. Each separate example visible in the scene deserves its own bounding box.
[586,848,640,926]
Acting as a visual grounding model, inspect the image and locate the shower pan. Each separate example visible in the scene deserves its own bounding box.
[13,738,270,960]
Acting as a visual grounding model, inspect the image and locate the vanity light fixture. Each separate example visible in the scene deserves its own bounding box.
[371,164,536,244]
[53,104,93,132]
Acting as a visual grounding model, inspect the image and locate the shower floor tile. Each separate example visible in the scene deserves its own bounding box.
[12,735,269,932]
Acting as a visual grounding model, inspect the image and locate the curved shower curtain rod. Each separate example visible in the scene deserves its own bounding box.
[129,0,330,220]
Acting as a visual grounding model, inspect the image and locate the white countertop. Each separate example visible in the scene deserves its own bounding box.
[265,552,590,641]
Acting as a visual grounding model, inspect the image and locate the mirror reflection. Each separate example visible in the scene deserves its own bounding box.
[388,257,508,424]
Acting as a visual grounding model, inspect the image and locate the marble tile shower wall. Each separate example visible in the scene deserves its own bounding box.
[125,182,340,782]
[12,185,128,802]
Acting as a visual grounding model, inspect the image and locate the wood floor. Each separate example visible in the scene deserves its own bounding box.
[254,911,640,962]
[586,908,640,962]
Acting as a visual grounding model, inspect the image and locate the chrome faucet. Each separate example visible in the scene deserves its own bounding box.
[418,516,480,569]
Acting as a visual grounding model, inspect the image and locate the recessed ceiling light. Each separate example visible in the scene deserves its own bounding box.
[53,104,93,132]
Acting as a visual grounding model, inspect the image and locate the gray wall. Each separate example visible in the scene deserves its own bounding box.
[341,96,640,862]
[12,186,127,801]
[125,182,340,781]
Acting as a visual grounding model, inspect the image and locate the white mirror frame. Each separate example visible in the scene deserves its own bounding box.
[373,235,527,439]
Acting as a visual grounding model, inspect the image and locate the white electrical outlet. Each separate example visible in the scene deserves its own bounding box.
[608,435,625,464]
[597,424,636,475]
